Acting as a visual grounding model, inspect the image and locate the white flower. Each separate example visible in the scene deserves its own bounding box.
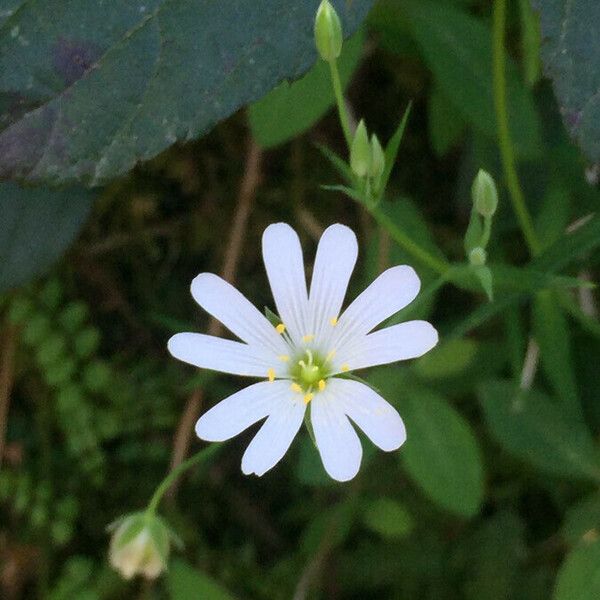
[168,223,438,482]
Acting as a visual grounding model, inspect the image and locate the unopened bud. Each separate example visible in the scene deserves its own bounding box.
[469,247,487,266]
[109,513,171,580]
[350,120,371,178]
[472,169,498,217]
[369,134,385,181]
[314,0,343,62]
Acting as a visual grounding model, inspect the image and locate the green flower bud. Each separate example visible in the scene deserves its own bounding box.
[314,0,343,62]
[109,513,171,580]
[369,134,385,181]
[469,247,487,266]
[350,120,371,178]
[471,169,498,218]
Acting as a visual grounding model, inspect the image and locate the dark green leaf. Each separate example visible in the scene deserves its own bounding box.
[380,102,412,193]
[0,0,373,186]
[428,87,466,156]
[479,380,600,481]
[563,493,600,545]
[362,497,414,539]
[0,183,93,293]
[402,0,541,158]
[249,31,364,148]
[534,0,600,164]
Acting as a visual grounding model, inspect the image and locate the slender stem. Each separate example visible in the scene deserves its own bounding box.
[146,444,221,515]
[371,206,450,275]
[492,0,541,255]
[329,59,353,149]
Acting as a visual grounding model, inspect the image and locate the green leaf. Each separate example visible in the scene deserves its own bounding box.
[0,183,93,293]
[534,0,600,164]
[167,559,234,600]
[413,338,478,380]
[428,87,466,156]
[380,102,412,193]
[402,0,541,158]
[398,388,484,517]
[249,30,364,148]
[0,1,373,186]
[532,290,580,416]
[479,380,600,481]
[554,540,600,600]
[362,497,414,539]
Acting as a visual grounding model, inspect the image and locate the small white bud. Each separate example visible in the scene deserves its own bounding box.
[350,120,371,178]
[109,513,171,580]
[472,169,498,218]
[314,0,343,62]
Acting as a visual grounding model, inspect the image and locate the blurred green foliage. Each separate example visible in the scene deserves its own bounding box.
[1,0,600,598]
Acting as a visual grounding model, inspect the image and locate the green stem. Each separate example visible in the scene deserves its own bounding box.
[371,206,450,275]
[146,444,221,515]
[329,59,353,149]
[492,0,541,255]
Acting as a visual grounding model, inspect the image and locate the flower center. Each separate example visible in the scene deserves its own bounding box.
[287,349,331,402]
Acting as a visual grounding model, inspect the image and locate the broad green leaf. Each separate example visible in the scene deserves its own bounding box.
[402,0,541,158]
[479,380,600,481]
[0,0,373,186]
[249,31,364,148]
[398,388,484,517]
[554,540,600,600]
[534,0,600,164]
[428,87,466,156]
[167,559,234,600]
[413,338,478,380]
[362,497,414,539]
[532,290,580,416]
[0,183,93,293]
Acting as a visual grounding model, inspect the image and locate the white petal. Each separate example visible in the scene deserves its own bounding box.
[311,385,363,482]
[241,389,305,476]
[336,320,439,371]
[333,266,421,351]
[168,332,282,377]
[308,224,358,345]
[196,380,291,441]
[262,223,308,345]
[332,378,406,451]
[191,273,287,355]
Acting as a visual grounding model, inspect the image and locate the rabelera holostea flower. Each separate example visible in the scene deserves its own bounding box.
[168,224,438,481]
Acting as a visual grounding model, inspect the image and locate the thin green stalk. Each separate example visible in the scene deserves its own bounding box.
[146,444,221,515]
[371,206,450,275]
[329,59,353,149]
[492,0,541,255]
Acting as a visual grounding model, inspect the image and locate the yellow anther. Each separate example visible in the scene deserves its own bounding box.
[326,349,336,362]
[302,334,315,343]
[341,364,350,372]
[276,323,286,334]
[318,379,326,392]
[329,317,338,326]
[278,354,290,362]
[303,392,314,404]
[267,368,275,382]
[290,383,302,393]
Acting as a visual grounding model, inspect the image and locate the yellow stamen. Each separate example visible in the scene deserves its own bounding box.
[278,354,290,362]
[326,349,336,362]
[276,323,286,334]
[341,364,350,372]
[329,316,338,326]
[267,368,275,382]
[303,392,314,404]
[290,383,302,393]
[318,379,326,391]
[302,334,315,343]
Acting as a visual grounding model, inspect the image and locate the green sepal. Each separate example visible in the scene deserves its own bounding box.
[473,265,494,301]
[264,306,282,327]
[304,407,317,448]
[464,208,483,255]
[320,184,364,204]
